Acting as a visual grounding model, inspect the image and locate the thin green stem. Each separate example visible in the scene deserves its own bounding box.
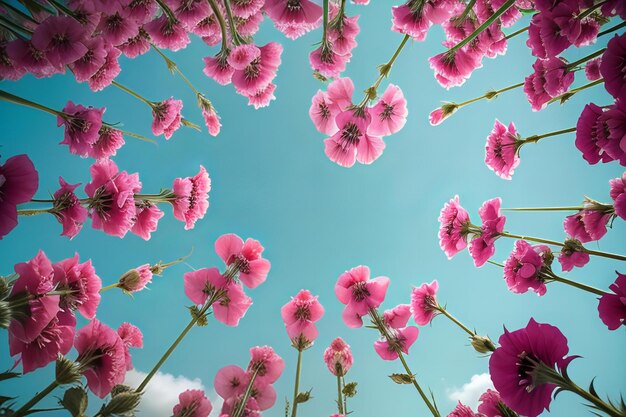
[566,48,606,70]
[502,206,585,211]
[457,82,524,107]
[12,381,59,417]
[290,349,303,417]
[521,127,577,144]
[322,0,329,42]
[547,78,604,105]
[449,0,516,53]
[0,1,38,24]
[341,375,348,415]
[206,0,229,51]
[548,273,607,296]
[505,26,528,40]
[152,45,201,96]
[111,81,155,108]
[0,90,64,117]
[598,20,626,37]
[222,0,244,45]
[99,283,119,292]
[232,367,259,417]
[577,0,608,19]
[336,374,344,414]
[17,208,52,216]
[437,307,475,337]
[457,0,477,22]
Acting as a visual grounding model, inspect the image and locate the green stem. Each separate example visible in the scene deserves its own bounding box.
[206,0,230,52]
[222,0,244,45]
[566,48,606,70]
[520,127,577,144]
[547,78,604,105]
[457,82,524,107]
[99,283,119,292]
[548,273,607,296]
[232,367,259,417]
[336,374,344,415]
[322,0,329,42]
[152,45,201,96]
[437,307,475,337]
[449,0,516,53]
[503,206,586,211]
[341,375,348,415]
[17,208,52,216]
[290,349,303,417]
[577,0,608,19]
[111,81,155,108]
[457,0,477,22]
[0,1,38,24]
[0,90,64,117]
[154,0,178,21]
[505,26,528,40]
[12,381,59,417]
[598,20,626,37]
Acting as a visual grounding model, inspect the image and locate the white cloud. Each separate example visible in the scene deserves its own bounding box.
[446,373,494,410]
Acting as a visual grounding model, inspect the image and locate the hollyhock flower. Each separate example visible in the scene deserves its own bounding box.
[31,16,87,67]
[489,318,572,417]
[325,109,385,167]
[610,173,626,220]
[264,0,322,39]
[144,15,190,51]
[246,83,277,109]
[447,402,476,417]
[90,126,125,159]
[118,264,153,293]
[151,97,183,139]
[58,101,105,157]
[214,233,270,288]
[280,289,324,343]
[70,37,107,83]
[368,84,408,136]
[429,48,483,89]
[410,280,440,325]
[117,322,143,370]
[383,304,411,329]
[324,337,353,376]
[524,57,575,111]
[88,44,121,91]
[575,103,614,165]
[335,265,389,327]
[373,326,419,360]
[227,44,261,70]
[173,389,213,417]
[477,389,503,417]
[558,239,590,272]
[0,154,39,239]
[248,345,285,385]
[438,195,471,258]
[203,53,235,85]
[97,12,140,46]
[5,39,59,79]
[170,165,210,230]
[310,90,339,135]
[504,240,552,296]
[232,43,283,96]
[469,198,506,267]
[584,57,602,81]
[598,272,626,330]
[118,30,152,58]
[247,379,277,411]
[9,310,75,374]
[563,209,612,243]
[75,319,126,398]
[52,177,87,239]
[84,158,142,238]
[214,365,246,399]
[485,120,520,180]
[53,254,101,319]
[8,251,59,343]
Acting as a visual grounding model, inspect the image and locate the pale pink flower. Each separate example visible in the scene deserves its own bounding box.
[88,45,121,91]
[173,389,213,417]
[324,109,385,167]
[246,83,277,109]
[264,0,322,39]
[383,304,412,329]
[598,272,626,330]
[247,378,277,410]
[214,233,271,288]
[310,90,339,135]
[117,322,143,370]
[214,365,246,399]
[324,337,353,376]
[203,53,235,85]
[131,202,164,240]
[368,84,408,136]
[58,101,104,157]
[438,196,471,258]
[484,120,520,180]
[392,3,430,41]
[235,11,264,37]
[504,240,551,296]
[411,280,440,325]
[171,165,211,230]
[118,264,153,293]
[280,289,325,343]
[231,0,264,18]
[31,16,87,67]
[248,345,285,385]
[373,326,419,360]
[327,14,359,56]
[201,104,221,136]
[144,15,190,51]
[309,43,350,79]
[0,154,39,239]
[53,254,101,319]
[152,97,183,139]
[335,265,389,328]
[232,42,283,96]
[326,77,355,113]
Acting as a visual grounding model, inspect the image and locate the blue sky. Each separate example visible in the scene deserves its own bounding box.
[1,2,625,417]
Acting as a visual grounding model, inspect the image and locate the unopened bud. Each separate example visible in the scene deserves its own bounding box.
[111,385,134,397]
[0,300,12,329]
[56,356,82,385]
[189,306,209,326]
[295,389,312,404]
[100,391,142,417]
[484,90,498,100]
[59,387,88,417]
[470,335,496,353]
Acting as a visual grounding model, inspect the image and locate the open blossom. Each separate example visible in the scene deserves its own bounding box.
[151,97,183,139]
[88,44,121,92]
[171,165,211,230]
[478,389,504,417]
[214,233,271,288]
[438,195,471,258]
[0,154,39,239]
[31,15,87,67]
[53,254,101,319]
[524,57,574,111]
[173,390,212,417]
[584,57,602,81]
[232,42,283,97]
[117,322,143,370]
[504,240,552,296]
[131,202,164,240]
[248,345,285,385]
[90,126,125,159]
[335,265,390,327]
[610,173,626,220]
[447,402,477,417]
[368,84,408,136]
[558,238,590,272]
[264,0,322,39]
[563,209,612,243]
[429,48,483,89]
[310,90,339,135]
[411,280,440,325]
[373,326,419,360]
[97,12,140,46]
[52,177,87,239]
[598,272,626,330]
[58,101,104,157]
[214,365,246,399]
[600,33,626,100]
[280,289,325,344]
[144,15,190,51]
[325,108,385,167]
[324,337,353,376]
[575,103,613,165]
[469,198,505,267]
[485,120,520,180]
[70,37,107,82]
[383,304,411,329]
[489,318,572,417]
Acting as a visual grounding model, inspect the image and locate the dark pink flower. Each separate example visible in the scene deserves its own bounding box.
[248,345,285,385]
[69,37,107,83]
[575,103,614,165]
[373,326,419,360]
[504,240,552,296]
[383,304,412,329]
[169,0,211,29]
[246,82,277,109]
[131,202,164,240]
[563,208,612,243]
[75,319,127,398]
[117,30,152,58]
[604,100,626,165]
[368,84,408,136]
[429,48,482,89]
[173,389,213,417]
[438,195,471,258]
[90,126,125,159]
[526,7,572,58]
[323,337,353,376]
[485,120,520,180]
[171,165,211,230]
[335,265,389,328]
[144,15,190,51]
[84,159,142,238]
[280,289,324,343]
[610,172,626,220]
[31,16,87,67]
[0,41,26,80]
[53,254,101,319]
[52,177,87,239]
[477,389,503,417]
[558,239,590,272]
[5,39,59,79]
[214,365,246,399]
[0,154,39,239]
[489,318,572,417]
[411,280,440,325]
[598,271,626,330]
[584,57,602,81]
[88,44,121,92]
[58,101,105,157]
[97,12,140,46]
[447,402,477,417]
[601,34,626,99]
[118,264,153,293]
[469,198,505,267]
[151,97,183,139]
[524,57,575,111]
[214,233,270,288]
[117,322,143,370]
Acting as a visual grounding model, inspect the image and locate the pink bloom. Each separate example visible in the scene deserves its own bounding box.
[5,39,59,79]
[131,202,164,240]
[469,197,505,267]
[489,318,572,417]
[563,209,612,243]
[53,254,102,319]
[90,126,125,159]
[335,265,389,327]
[438,195,471,258]
[31,16,87,67]
[84,159,142,238]
[524,57,575,111]
[246,83,277,109]
[203,53,235,85]
[429,48,482,89]
[200,104,221,136]
[152,97,183,139]
[309,43,350,79]
[0,41,26,80]
[484,120,520,180]
[503,240,552,296]
[558,239,590,272]
[248,345,285,385]
[70,37,107,82]
[118,264,153,293]
[598,272,626,330]
[428,107,449,126]
[52,177,88,239]
[58,101,105,157]
[604,100,626,165]
[392,4,429,41]
[280,289,325,343]
[526,7,572,58]
[327,77,355,113]
[323,337,354,376]
[310,90,339,135]
[230,0,264,19]
[214,365,246,399]
[584,57,602,81]
[247,378,277,411]
[236,11,264,37]
[227,44,261,70]
[373,326,419,360]
[327,14,359,56]
[75,319,126,398]
[324,109,385,167]
[368,84,408,136]
[124,0,159,24]
[610,172,626,220]
[173,389,213,417]
[575,103,613,165]
[477,389,504,417]
[88,45,121,92]
[169,0,211,29]
[117,322,143,370]
[118,30,152,58]
[171,165,211,230]
[264,0,322,39]
[601,33,626,100]
[411,280,440,325]
[0,154,39,239]
[97,12,140,46]
[383,304,411,329]
[447,402,477,417]
[214,233,271,288]
[232,42,283,96]
[144,15,190,51]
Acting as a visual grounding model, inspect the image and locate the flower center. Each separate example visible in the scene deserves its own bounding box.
[294,305,311,320]
[380,104,395,120]
[516,351,539,392]
[340,122,362,148]
[351,281,370,301]
[318,102,331,120]
[244,58,261,80]
[287,0,302,11]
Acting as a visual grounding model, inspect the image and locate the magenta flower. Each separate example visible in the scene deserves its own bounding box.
[280,289,325,344]
[152,97,183,139]
[248,345,285,385]
[52,177,87,239]
[558,239,590,272]
[0,154,39,239]
[118,264,153,293]
[144,15,190,51]
[53,254,101,319]
[563,209,612,243]
[383,304,411,329]
[97,12,140,46]
[575,103,613,165]
[447,402,477,417]
[469,198,506,267]
[214,233,271,288]
[335,265,389,327]
[526,6,573,58]
[130,202,164,241]
[489,318,572,417]
[173,389,213,417]
[600,33,626,100]
[438,195,471,258]
[584,57,602,81]
[90,126,125,160]
[610,172,626,220]
[598,271,626,330]
[171,165,211,230]
[5,38,58,79]
[117,322,143,370]
[58,101,104,157]
[75,319,127,398]
[84,159,141,238]
[411,280,440,325]
[88,44,121,92]
[373,326,419,361]
[118,31,151,58]
[31,16,87,67]
[484,120,520,180]
[69,37,107,83]
[214,365,246,399]
[323,337,353,376]
[504,240,552,296]
[429,48,482,89]
[368,84,408,136]
[524,57,574,111]
[477,389,503,417]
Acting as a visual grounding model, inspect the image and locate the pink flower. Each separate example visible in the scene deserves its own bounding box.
[0,41,26,80]
[524,57,575,111]
[383,304,411,329]
[170,0,211,29]
[504,240,552,296]
[324,109,385,167]
[558,239,590,272]
[469,198,505,267]
[411,280,440,325]
[118,30,151,58]
[392,3,431,41]
[598,272,626,330]
[373,326,419,360]
[58,101,105,157]
[97,12,140,46]
[214,365,246,399]
[90,126,125,159]
[69,37,107,82]
[310,90,339,135]
[429,48,482,89]
[0,154,39,239]
[31,16,87,67]
[214,233,271,288]
[232,42,283,97]
[152,97,183,139]
[603,101,626,165]
[53,254,101,319]
[335,265,389,327]
[477,389,504,417]
[584,57,602,81]
[144,15,190,51]
[610,172,626,220]
[230,0,264,19]
[246,83,277,109]
[368,84,408,136]
[203,53,235,85]
[248,345,285,385]
[575,103,613,165]
[5,39,58,79]
[489,318,572,417]
[438,195,471,258]
[173,389,213,417]
[75,319,126,398]
[447,402,477,417]
[601,34,626,100]
[280,289,325,343]
[327,77,355,112]
[52,177,87,239]
[264,0,322,39]
[563,209,612,243]
[118,264,153,293]
[171,165,211,230]
[484,120,520,180]
[200,104,221,136]
[84,159,141,238]
[323,337,353,376]
[526,6,573,58]
[117,322,143,370]
[87,44,121,92]
[309,43,350,79]
[227,44,261,70]
[131,202,164,240]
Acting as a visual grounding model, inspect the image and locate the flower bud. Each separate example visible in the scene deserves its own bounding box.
[59,387,88,417]
[470,334,496,354]
[56,356,82,385]
[100,391,142,417]
[0,300,12,329]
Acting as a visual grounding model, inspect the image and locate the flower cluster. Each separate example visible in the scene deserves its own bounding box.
[281,289,324,350]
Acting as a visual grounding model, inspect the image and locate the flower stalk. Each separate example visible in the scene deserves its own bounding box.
[290,348,304,417]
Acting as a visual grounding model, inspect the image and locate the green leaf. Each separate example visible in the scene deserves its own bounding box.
[342,382,358,398]
[295,389,312,403]
[389,373,413,384]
